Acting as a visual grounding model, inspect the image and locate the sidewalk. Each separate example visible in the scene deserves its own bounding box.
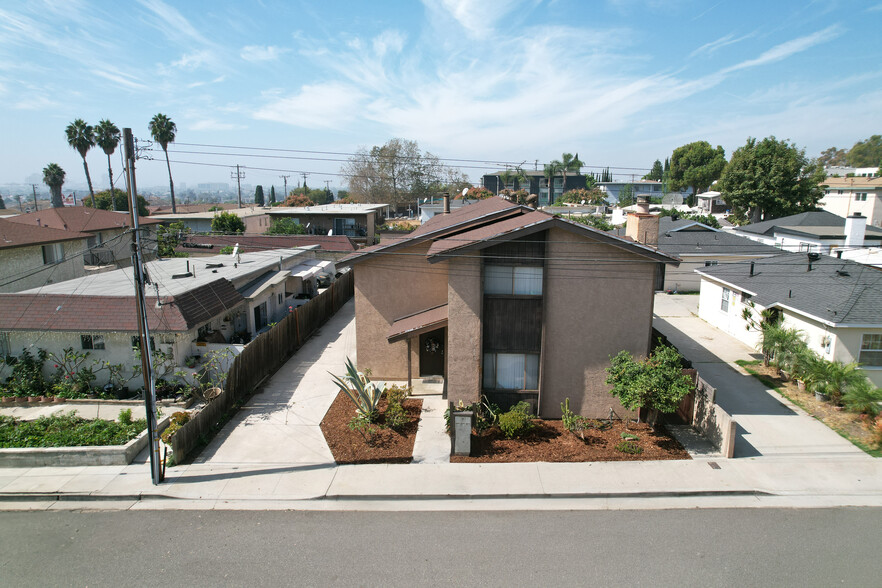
[1,297,880,511]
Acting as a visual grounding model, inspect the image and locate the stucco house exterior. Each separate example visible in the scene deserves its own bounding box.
[820,175,882,228]
[340,196,679,418]
[152,207,273,234]
[695,253,882,387]
[266,203,390,244]
[0,218,90,293]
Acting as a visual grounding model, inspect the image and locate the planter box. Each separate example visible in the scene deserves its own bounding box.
[0,417,169,468]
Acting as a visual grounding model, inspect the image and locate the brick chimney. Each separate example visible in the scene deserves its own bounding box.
[635,195,651,214]
[626,212,659,247]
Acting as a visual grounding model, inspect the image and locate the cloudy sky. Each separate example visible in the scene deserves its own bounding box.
[1,0,880,192]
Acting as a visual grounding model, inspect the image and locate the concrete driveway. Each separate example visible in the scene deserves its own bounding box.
[653,294,867,460]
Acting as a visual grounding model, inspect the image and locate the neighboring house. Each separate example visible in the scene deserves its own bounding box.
[419,198,478,223]
[596,180,692,205]
[732,211,882,254]
[695,191,728,214]
[653,217,782,292]
[0,248,334,389]
[340,196,678,418]
[175,234,355,261]
[696,254,882,387]
[823,166,878,178]
[820,176,882,227]
[154,207,273,234]
[831,246,882,269]
[266,203,389,244]
[481,170,584,207]
[148,203,240,215]
[5,207,161,268]
[0,218,90,293]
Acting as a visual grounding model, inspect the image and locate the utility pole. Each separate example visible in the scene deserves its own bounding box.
[231,165,245,208]
[16,194,23,213]
[301,172,308,189]
[30,184,39,211]
[279,175,290,199]
[123,127,162,486]
[324,180,332,203]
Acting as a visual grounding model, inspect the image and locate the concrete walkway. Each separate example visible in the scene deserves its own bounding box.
[653,294,867,459]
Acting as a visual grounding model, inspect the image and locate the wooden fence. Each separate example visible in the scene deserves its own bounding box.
[171,270,354,462]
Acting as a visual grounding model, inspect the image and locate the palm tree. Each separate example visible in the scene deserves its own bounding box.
[65,119,95,200]
[809,359,865,404]
[543,161,562,205]
[559,152,584,198]
[497,169,514,195]
[149,113,178,213]
[94,119,121,210]
[42,163,66,208]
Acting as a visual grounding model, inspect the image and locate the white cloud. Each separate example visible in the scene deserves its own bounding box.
[136,0,213,47]
[12,95,58,110]
[189,119,246,131]
[91,68,147,91]
[689,32,755,58]
[171,50,213,71]
[252,82,368,130]
[722,25,843,74]
[240,45,288,62]
[425,0,530,36]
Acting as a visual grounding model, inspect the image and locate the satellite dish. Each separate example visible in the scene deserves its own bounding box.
[231,245,239,256]
[327,229,333,236]
[461,187,468,197]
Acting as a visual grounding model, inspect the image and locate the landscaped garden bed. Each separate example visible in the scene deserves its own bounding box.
[0,410,146,448]
[320,390,422,464]
[737,360,881,456]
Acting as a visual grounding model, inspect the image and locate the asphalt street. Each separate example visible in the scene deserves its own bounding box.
[0,508,879,587]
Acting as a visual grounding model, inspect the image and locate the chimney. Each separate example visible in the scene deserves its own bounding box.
[749,261,755,277]
[844,212,866,248]
[636,195,650,214]
[442,193,450,214]
[626,211,659,247]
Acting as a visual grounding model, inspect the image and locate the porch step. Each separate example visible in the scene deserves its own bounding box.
[411,379,445,397]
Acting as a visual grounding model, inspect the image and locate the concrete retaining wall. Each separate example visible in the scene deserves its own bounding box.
[692,376,736,458]
[0,417,169,467]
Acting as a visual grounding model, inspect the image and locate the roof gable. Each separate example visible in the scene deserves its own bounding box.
[6,207,161,234]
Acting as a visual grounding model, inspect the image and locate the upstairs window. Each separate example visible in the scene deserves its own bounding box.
[860,334,882,367]
[484,265,543,295]
[855,193,868,202]
[721,287,730,312]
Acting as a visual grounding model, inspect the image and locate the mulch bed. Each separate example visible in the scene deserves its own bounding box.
[451,419,690,463]
[744,363,878,451]
[320,391,423,464]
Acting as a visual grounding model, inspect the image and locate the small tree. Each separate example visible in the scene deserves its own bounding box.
[264,217,305,235]
[606,345,693,427]
[156,221,191,257]
[617,184,635,207]
[269,185,276,204]
[210,211,245,234]
[254,185,265,206]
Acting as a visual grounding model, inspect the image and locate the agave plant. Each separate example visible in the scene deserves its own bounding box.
[329,357,385,422]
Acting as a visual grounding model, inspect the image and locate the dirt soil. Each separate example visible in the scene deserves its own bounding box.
[320,391,423,464]
[747,363,878,449]
[451,419,690,463]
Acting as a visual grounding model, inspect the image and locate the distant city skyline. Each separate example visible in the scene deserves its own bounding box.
[1,0,880,191]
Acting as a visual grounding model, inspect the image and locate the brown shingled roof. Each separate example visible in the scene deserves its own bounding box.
[387,304,448,342]
[5,206,161,234]
[0,278,243,332]
[0,218,89,250]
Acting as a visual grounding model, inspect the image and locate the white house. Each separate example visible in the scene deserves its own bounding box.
[732,211,882,254]
[820,175,882,228]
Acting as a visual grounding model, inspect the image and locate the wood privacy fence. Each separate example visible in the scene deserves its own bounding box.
[170,270,354,463]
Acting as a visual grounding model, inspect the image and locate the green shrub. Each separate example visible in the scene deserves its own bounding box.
[498,401,534,439]
[615,440,642,454]
[620,432,639,441]
[0,412,146,448]
[170,411,191,426]
[4,348,49,397]
[118,409,133,425]
[560,398,598,440]
[606,344,694,420]
[219,246,234,254]
[842,380,882,416]
[348,414,382,445]
[384,385,411,430]
[329,358,385,422]
[160,412,191,445]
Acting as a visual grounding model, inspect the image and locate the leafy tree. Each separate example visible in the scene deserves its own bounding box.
[644,159,664,181]
[94,119,121,211]
[269,185,276,204]
[585,173,597,189]
[42,163,66,208]
[664,158,670,173]
[265,217,306,235]
[460,186,494,200]
[283,194,316,207]
[254,185,264,206]
[84,189,149,217]
[719,136,825,223]
[818,146,847,166]
[564,214,613,231]
[617,183,635,207]
[600,167,612,182]
[559,188,606,205]
[336,189,351,201]
[156,221,190,257]
[543,161,562,203]
[656,207,720,228]
[669,141,726,196]
[148,113,178,213]
[65,118,96,200]
[605,344,693,426]
[210,211,245,234]
[845,135,882,167]
[559,152,584,193]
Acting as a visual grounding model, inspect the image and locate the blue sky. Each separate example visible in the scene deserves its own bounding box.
[1,0,881,193]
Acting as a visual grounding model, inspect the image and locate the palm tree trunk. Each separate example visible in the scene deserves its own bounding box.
[106,154,116,211]
[81,156,94,199]
[50,185,64,208]
[164,148,176,213]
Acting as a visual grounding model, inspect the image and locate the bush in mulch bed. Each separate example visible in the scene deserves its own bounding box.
[450,419,690,463]
[320,391,423,464]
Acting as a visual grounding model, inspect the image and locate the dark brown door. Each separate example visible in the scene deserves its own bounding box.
[419,328,445,377]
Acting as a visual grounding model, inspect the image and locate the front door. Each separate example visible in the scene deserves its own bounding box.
[419,328,445,377]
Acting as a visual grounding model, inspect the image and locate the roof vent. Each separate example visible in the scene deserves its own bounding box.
[836,269,850,277]
[171,272,193,279]
[205,263,224,268]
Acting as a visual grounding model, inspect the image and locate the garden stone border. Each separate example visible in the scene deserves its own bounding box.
[0,416,170,467]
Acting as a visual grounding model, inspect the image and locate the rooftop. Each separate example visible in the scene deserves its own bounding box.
[176,234,356,254]
[149,207,271,221]
[5,206,161,233]
[657,217,782,256]
[735,210,882,240]
[696,253,882,326]
[266,203,389,215]
[0,218,89,250]
[823,176,882,189]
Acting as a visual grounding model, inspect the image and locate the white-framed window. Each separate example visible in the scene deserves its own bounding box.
[482,352,540,390]
[859,334,882,367]
[721,287,730,312]
[42,243,63,265]
[484,265,543,295]
[80,334,105,350]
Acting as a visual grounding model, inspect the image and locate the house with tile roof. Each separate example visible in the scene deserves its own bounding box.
[5,206,162,268]
[340,196,680,418]
[695,253,882,387]
[0,218,90,293]
[0,247,333,391]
